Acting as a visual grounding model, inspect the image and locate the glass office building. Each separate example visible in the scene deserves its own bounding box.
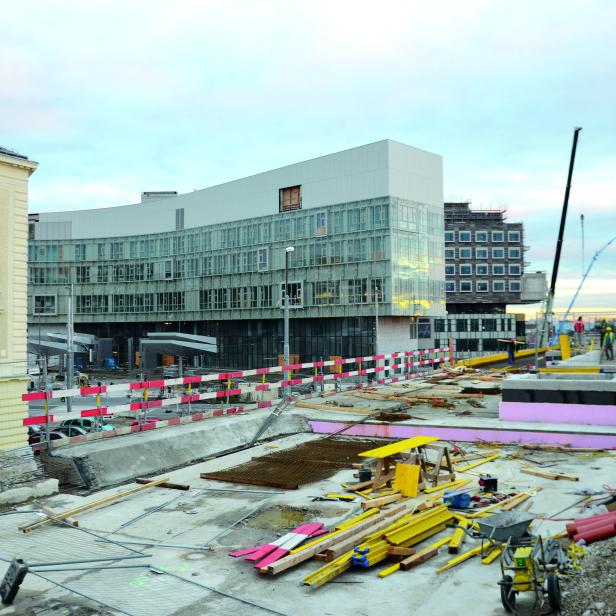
[28,140,445,368]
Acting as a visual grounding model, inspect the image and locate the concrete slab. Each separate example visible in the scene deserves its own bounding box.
[2,434,616,616]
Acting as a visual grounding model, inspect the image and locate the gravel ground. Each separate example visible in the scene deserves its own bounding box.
[561,537,616,616]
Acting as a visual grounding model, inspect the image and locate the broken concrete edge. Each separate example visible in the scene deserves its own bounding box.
[0,478,59,506]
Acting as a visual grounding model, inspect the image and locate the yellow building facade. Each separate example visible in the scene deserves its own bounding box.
[0,147,38,450]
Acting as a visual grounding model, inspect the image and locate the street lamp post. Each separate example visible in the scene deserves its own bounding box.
[66,283,74,413]
[283,246,294,398]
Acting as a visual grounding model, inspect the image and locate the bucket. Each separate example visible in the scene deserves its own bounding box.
[358,468,372,482]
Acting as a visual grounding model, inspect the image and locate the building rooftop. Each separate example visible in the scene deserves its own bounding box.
[0,145,29,160]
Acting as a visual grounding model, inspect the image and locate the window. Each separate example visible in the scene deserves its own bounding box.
[279,185,301,212]
[460,281,472,292]
[508,247,521,259]
[459,231,471,242]
[418,319,431,338]
[280,281,303,308]
[457,339,479,352]
[34,295,56,315]
[314,281,340,305]
[74,244,86,261]
[434,319,447,333]
[492,248,505,259]
[98,243,106,259]
[491,231,504,242]
[459,264,472,276]
[509,264,521,275]
[459,247,472,259]
[476,281,489,292]
[347,279,368,304]
[493,280,505,292]
[445,265,455,276]
[110,242,123,259]
[492,264,505,275]
[164,259,173,279]
[175,208,185,231]
[475,231,488,242]
[476,247,488,259]
[444,248,455,260]
[76,266,90,283]
[97,266,108,283]
[445,281,455,292]
[470,319,479,332]
[444,231,455,242]
[482,318,497,332]
[409,318,418,339]
[257,247,268,272]
[315,212,328,236]
[476,264,488,276]
[456,318,468,332]
[508,231,521,242]
[509,281,521,292]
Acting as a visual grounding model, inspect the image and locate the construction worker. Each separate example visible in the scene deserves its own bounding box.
[603,326,614,361]
[507,339,516,365]
[573,316,585,347]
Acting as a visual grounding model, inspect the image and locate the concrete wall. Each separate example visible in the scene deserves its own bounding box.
[377,316,419,355]
[0,150,37,449]
[48,412,310,488]
[34,140,442,239]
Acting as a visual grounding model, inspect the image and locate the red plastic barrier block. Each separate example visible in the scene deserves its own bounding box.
[192,413,205,421]
[81,408,110,417]
[213,409,224,416]
[183,376,202,384]
[258,401,272,408]
[80,386,107,395]
[22,391,49,402]
[168,417,181,426]
[140,422,157,431]
[23,415,53,426]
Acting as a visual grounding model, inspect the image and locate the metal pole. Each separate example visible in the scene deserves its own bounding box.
[581,213,585,276]
[539,127,582,347]
[374,285,380,354]
[66,283,74,413]
[283,247,294,398]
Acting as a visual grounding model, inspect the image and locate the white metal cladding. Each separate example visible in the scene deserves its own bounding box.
[32,140,442,240]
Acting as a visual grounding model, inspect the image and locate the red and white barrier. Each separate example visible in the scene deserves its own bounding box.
[23,343,454,445]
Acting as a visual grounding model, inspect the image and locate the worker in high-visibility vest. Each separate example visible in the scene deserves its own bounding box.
[603,326,614,361]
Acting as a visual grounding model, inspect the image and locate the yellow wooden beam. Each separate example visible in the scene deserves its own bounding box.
[359,436,440,458]
[456,454,499,472]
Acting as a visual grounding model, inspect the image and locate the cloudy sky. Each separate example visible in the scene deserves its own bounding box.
[2,1,615,315]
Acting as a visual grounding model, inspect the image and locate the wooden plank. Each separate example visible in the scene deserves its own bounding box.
[359,436,440,459]
[520,467,579,481]
[400,547,438,570]
[136,477,189,490]
[263,505,407,575]
[456,454,500,472]
[387,546,416,557]
[360,493,402,510]
[294,401,374,414]
[40,506,78,528]
[20,477,171,533]
[450,450,499,463]
[435,544,484,573]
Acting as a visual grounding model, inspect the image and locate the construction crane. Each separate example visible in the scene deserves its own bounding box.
[538,127,582,348]
[557,235,616,337]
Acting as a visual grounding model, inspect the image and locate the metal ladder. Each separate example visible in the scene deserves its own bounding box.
[248,398,291,447]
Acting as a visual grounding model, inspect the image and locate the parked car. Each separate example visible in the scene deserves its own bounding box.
[29,429,69,445]
[60,417,115,433]
[55,425,88,438]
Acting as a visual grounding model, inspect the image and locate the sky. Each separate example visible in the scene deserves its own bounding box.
[1,0,615,316]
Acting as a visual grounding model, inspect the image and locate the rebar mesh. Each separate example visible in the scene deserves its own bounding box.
[200,438,388,489]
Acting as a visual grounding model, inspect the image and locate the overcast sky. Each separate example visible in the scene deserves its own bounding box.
[2,1,615,314]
